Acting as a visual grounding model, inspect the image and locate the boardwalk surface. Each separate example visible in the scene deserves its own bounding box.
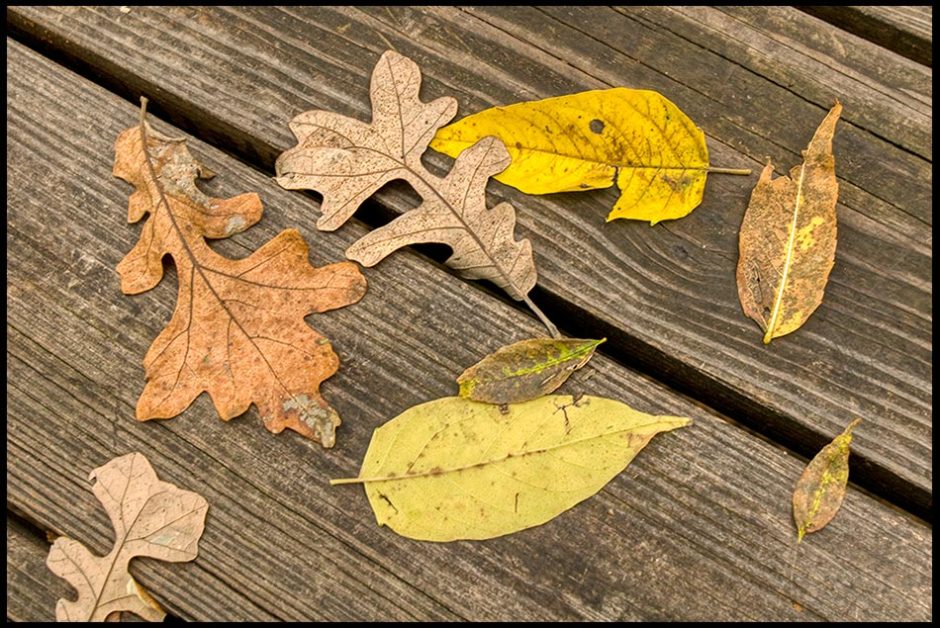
[6,6,931,621]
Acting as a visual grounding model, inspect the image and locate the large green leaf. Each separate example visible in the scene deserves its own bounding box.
[333,395,690,541]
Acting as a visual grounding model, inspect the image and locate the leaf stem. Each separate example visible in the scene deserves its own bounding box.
[523,294,560,338]
[406,161,560,338]
[707,167,752,175]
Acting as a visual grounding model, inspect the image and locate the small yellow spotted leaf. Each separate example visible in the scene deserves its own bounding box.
[331,395,690,542]
[430,88,749,224]
[792,418,861,542]
[458,337,605,404]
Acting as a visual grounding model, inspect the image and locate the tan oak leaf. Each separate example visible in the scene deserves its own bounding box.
[47,452,208,621]
[276,51,557,337]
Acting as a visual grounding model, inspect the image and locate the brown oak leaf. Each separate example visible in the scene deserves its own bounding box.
[275,50,558,337]
[115,99,366,446]
[46,452,208,621]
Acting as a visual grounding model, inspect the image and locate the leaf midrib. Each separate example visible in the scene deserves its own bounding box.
[763,163,807,343]
[333,416,686,485]
[435,138,708,171]
[136,106,307,423]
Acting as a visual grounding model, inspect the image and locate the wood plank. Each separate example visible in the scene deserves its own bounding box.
[6,6,931,516]
[800,6,933,67]
[7,515,62,623]
[6,39,931,621]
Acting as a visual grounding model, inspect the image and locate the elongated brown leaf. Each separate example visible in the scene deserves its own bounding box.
[458,337,604,404]
[275,50,558,337]
[116,99,366,446]
[792,419,861,541]
[737,102,841,343]
[46,453,208,621]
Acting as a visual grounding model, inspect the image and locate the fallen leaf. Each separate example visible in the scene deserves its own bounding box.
[275,50,559,337]
[116,99,366,447]
[457,337,605,404]
[46,452,208,621]
[331,395,690,541]
[737,102,842,344]
[792,418,861,542]
[430,88,750,224]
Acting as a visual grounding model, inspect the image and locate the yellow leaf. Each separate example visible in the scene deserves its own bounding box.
[332,395,690,541]
[430,88,741,224]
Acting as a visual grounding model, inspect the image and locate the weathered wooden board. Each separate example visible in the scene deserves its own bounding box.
[800,5,932,67]
[7,516,63,623]
[6,40,931,621]
[7,5,931,514]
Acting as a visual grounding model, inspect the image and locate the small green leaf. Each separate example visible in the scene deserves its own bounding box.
[457,337,605,404]
[792,418,861,542]
[331,395,690,542]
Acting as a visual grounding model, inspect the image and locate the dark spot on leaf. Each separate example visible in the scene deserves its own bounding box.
[378,492,398,514]
[579,183,590,189]
[515,141,522,149]
[590,119,605,134]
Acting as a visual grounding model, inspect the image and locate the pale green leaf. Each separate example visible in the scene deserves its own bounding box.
[333,395,690,541]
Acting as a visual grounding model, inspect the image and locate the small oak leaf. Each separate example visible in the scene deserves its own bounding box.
[46,453,207,621]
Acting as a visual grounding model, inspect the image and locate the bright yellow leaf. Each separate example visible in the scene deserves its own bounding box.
[430,88,724,224]
[332,395,690,541]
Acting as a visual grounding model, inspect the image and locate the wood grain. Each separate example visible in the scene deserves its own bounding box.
[7,516,62,623]
[6,40,931,621]
[8,5,930,516]
[800,6,932,67]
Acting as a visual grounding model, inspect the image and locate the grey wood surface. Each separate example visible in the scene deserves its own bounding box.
[7,516,62,623]
[6,5,931,515]
[800,5,933,67]
[6,39,931,621]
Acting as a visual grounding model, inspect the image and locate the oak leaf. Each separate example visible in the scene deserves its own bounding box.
[737,102,842,344]
[332,395,690,542]
[46,452,208,621]
[792,418,861,542]
[457,337,605,404]
[116,100,366,446]
[275,50,558,337]
[429,89,750,224]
